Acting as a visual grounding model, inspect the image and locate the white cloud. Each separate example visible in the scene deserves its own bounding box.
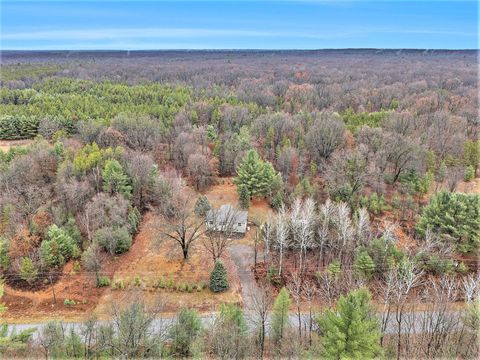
[3,26,475,43]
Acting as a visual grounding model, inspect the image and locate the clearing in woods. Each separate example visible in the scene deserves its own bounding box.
[2,179,269,323]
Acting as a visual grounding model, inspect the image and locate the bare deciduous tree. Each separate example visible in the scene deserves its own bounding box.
[249,284,272,359]
[202,206,238,263]
[162,200,206,260]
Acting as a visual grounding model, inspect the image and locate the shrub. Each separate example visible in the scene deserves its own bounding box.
[464,165,475,182]
[417,191,480,253]
[94,226,132,255]
[210,260,229,293]
[424,255,455,275]
[194,195,211,217]
[457,262,469,274]
[134,276,142,287]
[64,299,76,306]
[368,192,388,215]
[270,191,284,210]
[97,276,111,287]
[157,276,167,289]
[72,261,81,273]
[167,275,175,289]
[463,140,480,172]
[112,279,125,290]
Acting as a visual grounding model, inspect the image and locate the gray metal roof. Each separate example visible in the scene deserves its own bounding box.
[206,204,248,224]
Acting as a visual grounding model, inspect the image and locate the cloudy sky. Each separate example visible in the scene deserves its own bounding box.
[1,1,477,50]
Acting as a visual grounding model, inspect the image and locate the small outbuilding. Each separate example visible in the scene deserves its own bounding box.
[206,204,248,234]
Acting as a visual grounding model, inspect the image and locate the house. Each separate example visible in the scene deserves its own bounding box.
[206,204,248,234]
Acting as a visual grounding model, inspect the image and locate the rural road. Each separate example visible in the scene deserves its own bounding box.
[7,310,463,340]
[7,243,465,338]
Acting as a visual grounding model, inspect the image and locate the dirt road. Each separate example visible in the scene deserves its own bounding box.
[228,244,259,310]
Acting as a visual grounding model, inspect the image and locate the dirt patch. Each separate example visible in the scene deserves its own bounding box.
[456,177,480,194]
[2,260,105,323]
[203,178,274,224]
[395,227,417,251]
[93,212,243,318]
[0,139,33,152]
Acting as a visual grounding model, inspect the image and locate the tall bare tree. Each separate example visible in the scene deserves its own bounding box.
[202,205,238,263]
[162,200,206,260]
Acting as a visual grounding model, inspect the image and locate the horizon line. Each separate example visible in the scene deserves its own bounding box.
[1,48,478,52]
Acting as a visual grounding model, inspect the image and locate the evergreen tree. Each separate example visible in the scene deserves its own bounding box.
[209,260,229,292]
[237,184,250,209]
[317,288,382,359]
[353,250,376,279]
[194,195,211,217]
[326,260,342,279]
[416,191,480,253]
[19,257,38,285]
[271,287,292,344]
[169,308,203,357]
[465,165,475,182]
[40,225,80,267]
[234,149,279,199]
[463,140,480,172]
[127,206,142,234]
[102,159,132,198]
[218,303,247,335]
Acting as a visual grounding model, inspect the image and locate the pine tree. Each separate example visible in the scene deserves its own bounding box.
[416,191,480,253]
[465,165,475,182]
[237,184,250,209]
[40,225,80,267]
[234,149,279,199]
[169,308,203,357]
[353,250,376,279]
[271,287,292,344]
[210,260,229,292]
[463,140,480,172]
[317,288,382,359]
[19,257,38,285]
[194,195,211,216]
[102,159,132,198]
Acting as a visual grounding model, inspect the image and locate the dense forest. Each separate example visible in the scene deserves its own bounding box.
[0,50,479,358]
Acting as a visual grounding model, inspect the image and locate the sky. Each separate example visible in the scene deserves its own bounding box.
[1,1,478,50]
